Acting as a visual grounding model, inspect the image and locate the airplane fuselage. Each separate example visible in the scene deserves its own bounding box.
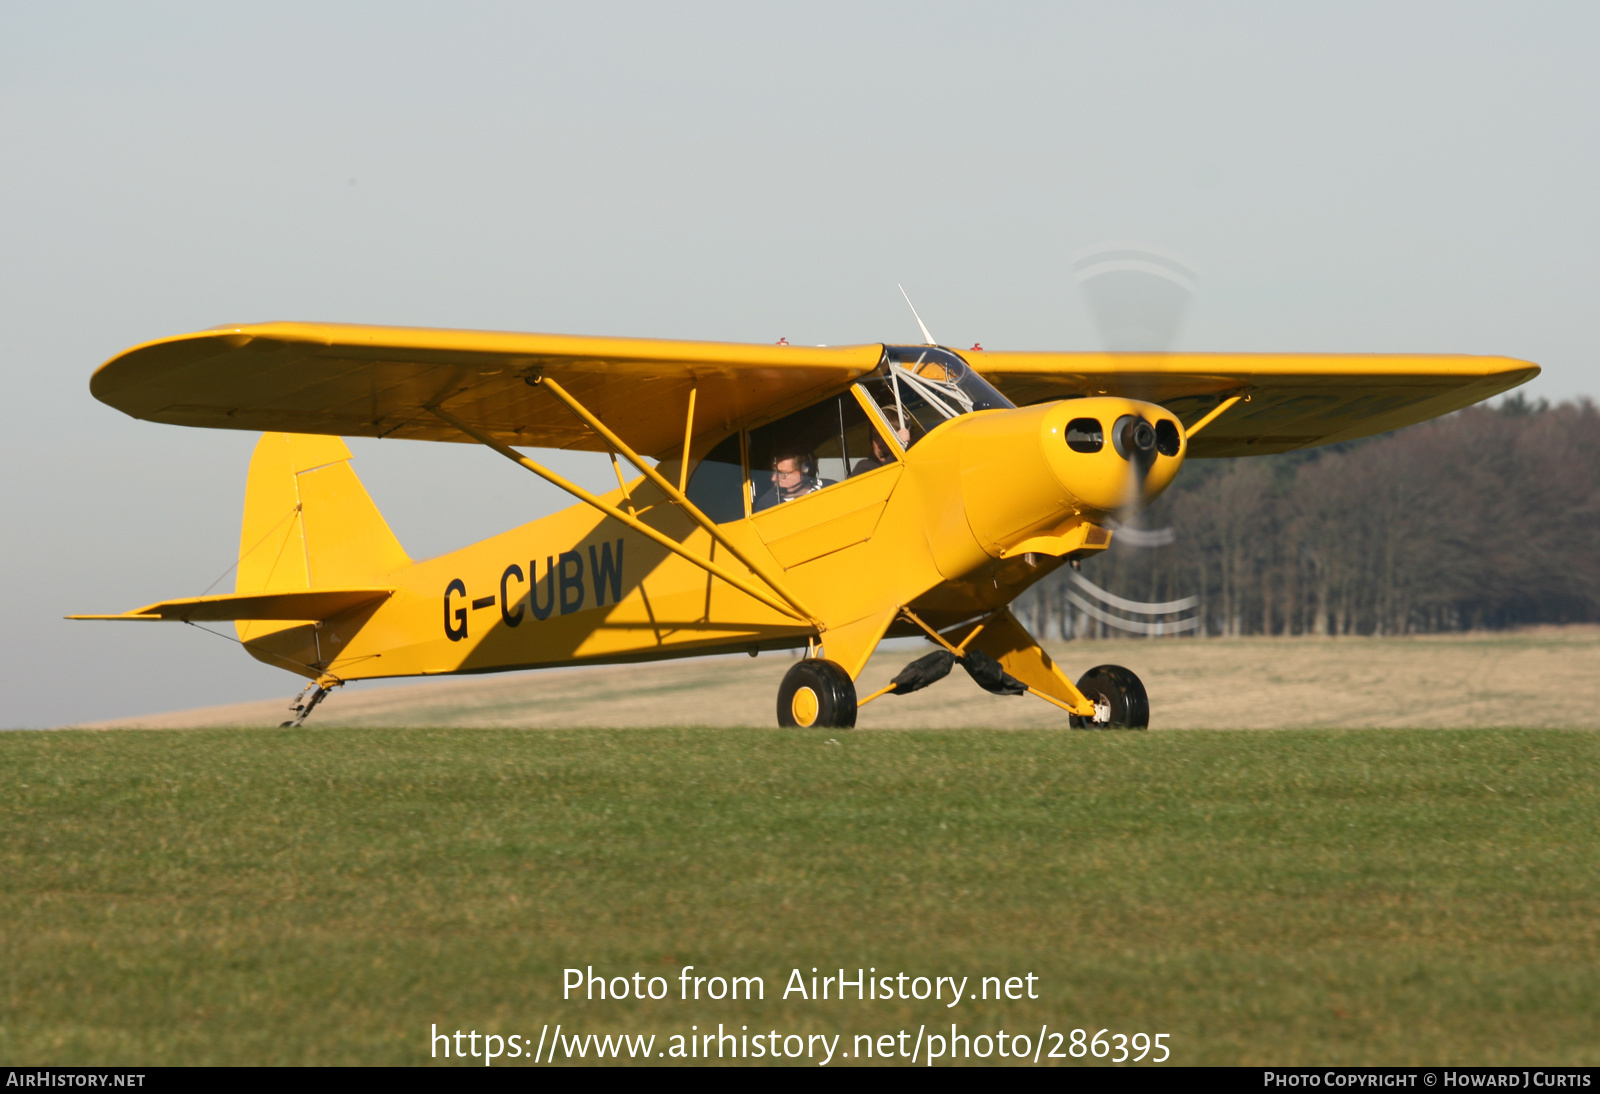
[239,394,1186,685]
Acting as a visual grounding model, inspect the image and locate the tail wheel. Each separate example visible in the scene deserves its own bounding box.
[777,659,858,729]
[1069,664,1150,730]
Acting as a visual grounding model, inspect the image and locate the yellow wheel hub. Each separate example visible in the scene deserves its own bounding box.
[791,686,820,727]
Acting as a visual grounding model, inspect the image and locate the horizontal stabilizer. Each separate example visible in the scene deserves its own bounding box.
[69,588,393,623]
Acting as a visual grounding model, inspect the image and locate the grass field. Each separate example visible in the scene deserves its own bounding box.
[79,627,1600,731]
[3,725,1598,1066]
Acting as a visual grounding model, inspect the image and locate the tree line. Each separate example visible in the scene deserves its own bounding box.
[1016,396,1600,639]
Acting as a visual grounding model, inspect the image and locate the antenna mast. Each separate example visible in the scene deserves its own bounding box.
[897,284,938,346]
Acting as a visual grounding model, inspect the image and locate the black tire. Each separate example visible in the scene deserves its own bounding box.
[777,659,858,729]
[1068,664,1150,730]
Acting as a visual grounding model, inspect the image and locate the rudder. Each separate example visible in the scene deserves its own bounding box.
[237,433,410,597]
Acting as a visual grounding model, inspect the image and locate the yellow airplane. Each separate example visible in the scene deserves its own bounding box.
[73,322,1537,728]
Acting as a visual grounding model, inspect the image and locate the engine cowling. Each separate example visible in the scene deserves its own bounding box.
[929,397,1187,563]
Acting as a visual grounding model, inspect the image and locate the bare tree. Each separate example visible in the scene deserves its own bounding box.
[1041,399,1600,639]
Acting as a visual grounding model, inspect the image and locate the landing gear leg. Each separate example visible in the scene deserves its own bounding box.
[777,659,858,729]
[937,606,1104,722]
[281,679,339,727]
[1068,665,1149,730]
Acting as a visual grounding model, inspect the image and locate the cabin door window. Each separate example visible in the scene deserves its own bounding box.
[684,432,746,524]
[747,393,885,513]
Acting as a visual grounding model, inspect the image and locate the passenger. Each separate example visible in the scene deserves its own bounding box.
[753,451,832,512]
[851,418,911,476]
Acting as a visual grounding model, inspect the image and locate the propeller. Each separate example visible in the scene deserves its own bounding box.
[1070,241,1198,535]
[1066,242,1202,635]
[1069,242,1198,353]
[1062,570,1199,635]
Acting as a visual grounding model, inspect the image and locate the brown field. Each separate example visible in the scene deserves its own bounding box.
[78,626,1600,731]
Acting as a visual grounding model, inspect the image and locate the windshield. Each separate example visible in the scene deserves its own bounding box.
[856,346,1014,448]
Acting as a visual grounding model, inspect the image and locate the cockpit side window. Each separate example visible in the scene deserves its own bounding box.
[855,345,1014,450]
[685,432,746,524]
[747,392,883,512]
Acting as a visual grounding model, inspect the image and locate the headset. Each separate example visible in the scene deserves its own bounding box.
[771,451,817,477]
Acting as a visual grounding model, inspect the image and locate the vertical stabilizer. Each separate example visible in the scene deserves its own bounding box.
[237,433,410,597]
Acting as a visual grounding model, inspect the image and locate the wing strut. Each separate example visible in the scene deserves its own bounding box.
[678,384,697,494]
[425,404,820,627]
[1180,390,1247,439]
[531,374,820,624]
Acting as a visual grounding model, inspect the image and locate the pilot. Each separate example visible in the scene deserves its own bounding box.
[851,416,912,476]
[754,450,830,512]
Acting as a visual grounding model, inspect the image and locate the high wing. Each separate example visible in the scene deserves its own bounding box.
[91,322,884,456]
[971,352,1539,457]
[91,323,1539,459]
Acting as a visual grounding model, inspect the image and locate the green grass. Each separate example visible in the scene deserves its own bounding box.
[2,727,1597,1065]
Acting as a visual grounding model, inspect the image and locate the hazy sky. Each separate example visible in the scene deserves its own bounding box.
[3,2,1597,727]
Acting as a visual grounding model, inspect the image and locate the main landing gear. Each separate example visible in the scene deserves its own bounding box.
[1068,664,1149,730]
[775,605,1148,730]
[776,655,1149,730]
[777,659,858,729]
